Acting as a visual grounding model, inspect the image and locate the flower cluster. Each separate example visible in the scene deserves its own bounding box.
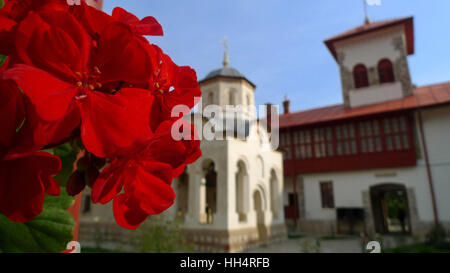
[0,0,201,229]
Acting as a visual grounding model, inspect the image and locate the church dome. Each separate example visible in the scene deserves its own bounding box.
[203,66,246,81]
[199,43,256,87]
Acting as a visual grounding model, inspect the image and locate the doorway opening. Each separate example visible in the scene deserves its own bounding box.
[253,190,267,244]
[370,184,411,234]
[203,161,217,224]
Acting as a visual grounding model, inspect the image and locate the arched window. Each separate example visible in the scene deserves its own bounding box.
[207,92,213,105]
[378,59,395,84]
[229,89,235,105]
[353,64,369,89]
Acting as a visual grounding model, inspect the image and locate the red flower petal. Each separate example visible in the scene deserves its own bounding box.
[112,7,163,36]
[0,151,61,222]
[14,11,91,81]
[14,101,81,151]
[111,7,140,26]
[66,171,86,196]
[124,162,175,215]
[134,16,163,36]
[93,22,151,85]
[0,79,24,150]
[3,64,78,122]
[91,160,129,204]
[79,88,154,158]
[71,1,113,39]
[113,193,148,230]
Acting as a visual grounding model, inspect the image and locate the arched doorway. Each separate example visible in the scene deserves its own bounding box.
[253,190,267,244]
[370,184,411,234]
[176,170,189,222]
[270,169,279,219]
[202,160,217,224]
[236,161,248,222]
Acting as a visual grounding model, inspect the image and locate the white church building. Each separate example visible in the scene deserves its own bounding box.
[164,51,287,252]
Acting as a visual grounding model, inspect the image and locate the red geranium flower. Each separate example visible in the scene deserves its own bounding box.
[91,120,201,229]
[71,2,163,41]
[0,79,61,222]
[4,10,155,157]
[145,44,202,131]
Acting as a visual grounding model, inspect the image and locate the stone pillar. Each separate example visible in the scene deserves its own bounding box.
[362,190,375,235]
[214,163,228,227]
[243,174,250,214]
[407,187,420,234]
[392,36,413,97]
[185,167,202,226]
[296,175,306,220]
[337,51,353,107]
[368,66,380,86]
[199,177,207,224]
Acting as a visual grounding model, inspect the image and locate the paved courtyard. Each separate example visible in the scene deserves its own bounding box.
[243,235,417,253]
[244,237,363,253]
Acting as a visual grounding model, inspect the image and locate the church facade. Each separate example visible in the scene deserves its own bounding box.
[164,55,287,252]
[280,16,450,237]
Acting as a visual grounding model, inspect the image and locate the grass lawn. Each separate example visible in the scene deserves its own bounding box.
[384,242,450,253]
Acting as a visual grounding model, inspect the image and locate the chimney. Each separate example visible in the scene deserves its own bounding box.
[283,96,290,114]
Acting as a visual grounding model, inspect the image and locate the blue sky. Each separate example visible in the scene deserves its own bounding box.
[104,0,450,113]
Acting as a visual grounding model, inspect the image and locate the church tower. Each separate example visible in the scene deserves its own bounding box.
[324,17,414,107]
[199,39,256,120]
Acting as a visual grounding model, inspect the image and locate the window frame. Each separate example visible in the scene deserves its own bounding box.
[378,58,395,84]
[353,63,369,89]
[320,181,335,209]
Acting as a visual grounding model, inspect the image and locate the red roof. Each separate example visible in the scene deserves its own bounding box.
[324,17,414,61]
[279,81,450,129]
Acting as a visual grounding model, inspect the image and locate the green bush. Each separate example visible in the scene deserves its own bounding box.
[130,215,194,253]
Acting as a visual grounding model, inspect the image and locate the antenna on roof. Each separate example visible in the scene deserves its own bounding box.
[220,36,230,67]
[363,0,371,24]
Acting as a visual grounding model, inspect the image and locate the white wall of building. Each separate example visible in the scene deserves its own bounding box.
[420,105,450,222]
[335,26,408,107]
[292,105,450,228]
[301,166,434,222]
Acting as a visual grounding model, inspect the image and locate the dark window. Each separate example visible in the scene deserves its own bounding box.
[378,59,395,83]
[283,115,412,162]
[288,193,297,207]
[383,117,410,151]
[335,124,357,156]
[353,64,369,88]
[359,120,382,153]
[83,194,91,213]
[320,181,335,208]
[280,132,292,160]
[293,130,313,159]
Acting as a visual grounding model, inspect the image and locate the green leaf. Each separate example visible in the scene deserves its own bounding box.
[53,143,78,187]
[0,188,76,253]
[0,55,6,67]
[0,0,4,10]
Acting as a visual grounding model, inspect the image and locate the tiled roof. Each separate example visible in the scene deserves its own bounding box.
[279,81,450,128]
[324,17,414,60]
[199,66,256,87]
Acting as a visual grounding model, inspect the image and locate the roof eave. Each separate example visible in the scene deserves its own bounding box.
[324,17,414,61]
[198,75,257,88]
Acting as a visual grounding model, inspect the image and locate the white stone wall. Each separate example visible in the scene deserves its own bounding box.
[419,105,450,222]
[167,76,285,234]
[301,166,433,222]
[200,79,256,118]
[335,26,408,107]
